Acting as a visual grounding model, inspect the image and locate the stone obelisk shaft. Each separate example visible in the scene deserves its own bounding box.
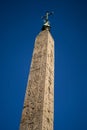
[20,30,54,130]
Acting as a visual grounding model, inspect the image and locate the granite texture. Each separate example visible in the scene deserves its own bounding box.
[20,30,54,130]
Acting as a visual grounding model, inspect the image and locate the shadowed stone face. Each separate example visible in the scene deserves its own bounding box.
[20,30,54,130]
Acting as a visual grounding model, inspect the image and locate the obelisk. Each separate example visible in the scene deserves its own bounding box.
[20,11,54,130]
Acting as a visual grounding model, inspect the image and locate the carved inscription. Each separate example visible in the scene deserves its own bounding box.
[20,30,54,130]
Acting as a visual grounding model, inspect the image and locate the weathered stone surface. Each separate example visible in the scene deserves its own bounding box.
[19,30,54,130]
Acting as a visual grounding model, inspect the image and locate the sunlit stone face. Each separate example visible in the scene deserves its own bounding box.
[20,30,54,130]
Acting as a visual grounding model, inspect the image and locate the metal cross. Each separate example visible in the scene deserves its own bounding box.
[42,11,54,24]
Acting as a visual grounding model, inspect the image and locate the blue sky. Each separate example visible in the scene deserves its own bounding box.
[0,0,87,130]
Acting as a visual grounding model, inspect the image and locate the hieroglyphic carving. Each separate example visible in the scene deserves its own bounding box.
[20,30,54,130]
[42,31,54,130]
